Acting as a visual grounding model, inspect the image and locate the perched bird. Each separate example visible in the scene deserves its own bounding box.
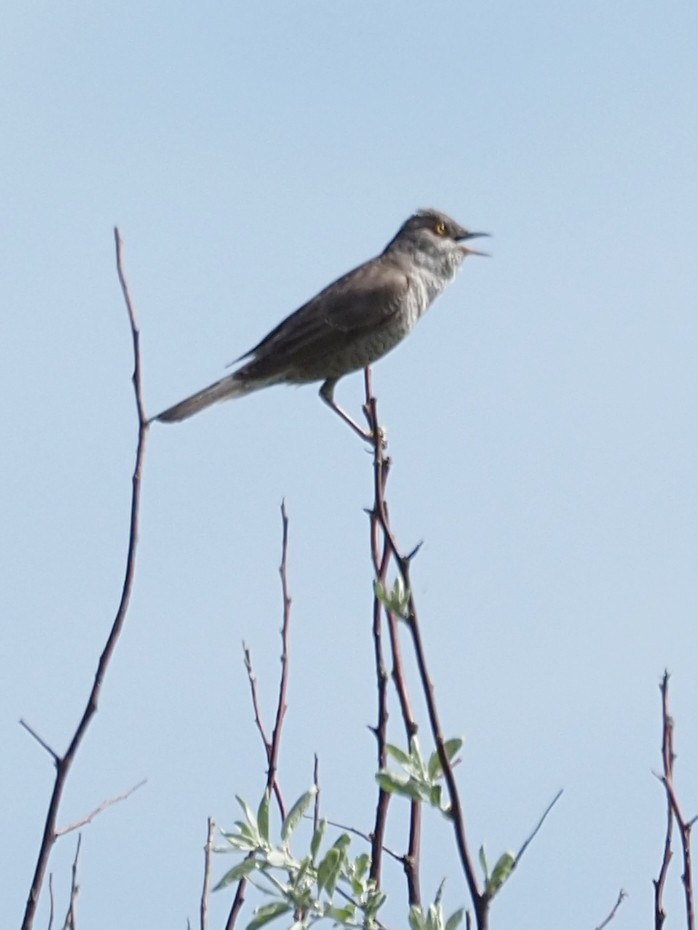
[155,209,487,440]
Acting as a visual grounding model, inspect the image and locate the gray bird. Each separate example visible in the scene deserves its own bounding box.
[155,209,487,440]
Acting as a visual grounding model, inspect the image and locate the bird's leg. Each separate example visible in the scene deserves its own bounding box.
[319,379,380,445]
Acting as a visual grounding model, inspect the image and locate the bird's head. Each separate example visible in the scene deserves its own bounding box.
[386,209,489,275]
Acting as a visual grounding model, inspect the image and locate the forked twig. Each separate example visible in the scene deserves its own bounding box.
[654,671,695,930]
[20,228,149,930]
[226,504,294,929]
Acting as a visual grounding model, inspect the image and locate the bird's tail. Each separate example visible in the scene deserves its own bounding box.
[155,373,256,423]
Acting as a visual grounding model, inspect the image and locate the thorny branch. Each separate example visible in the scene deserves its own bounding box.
[226,504,294,930]
[654,671,696,930]
[364,372,423,906]
[20,228,149,930]
[359,368,561,930]
[361,369,485,926]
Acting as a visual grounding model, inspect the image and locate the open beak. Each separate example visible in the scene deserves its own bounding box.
[458,231,490,258]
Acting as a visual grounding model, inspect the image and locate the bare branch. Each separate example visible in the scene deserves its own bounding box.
[654,671,695,930]
[594,888,627,930]
[227,506,295,929]
[20,229,149,930]
[223,873,247,930]
[200,818,215,930]
[514,789,563,866]
[362,375,485,928]
[19,720,60,765]
[267,500,292,815]
[56,780,146,837]
[322,816,404,865]
[47,875,54,930]
[60,836,81,930]
[313,754,320,835]
[655,670,675,930]
[364,368,422,905]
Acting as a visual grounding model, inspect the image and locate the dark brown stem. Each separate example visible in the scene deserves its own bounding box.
[655,671,695,930]
[20,228,149,930]
[362,372,485,929]
[655,671,675,930]
[227,506,294,929]
[223,879,247,930]
[363,368,421,905]
[513,789,563,868]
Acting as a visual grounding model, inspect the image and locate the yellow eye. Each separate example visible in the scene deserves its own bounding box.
[434,221,447,236]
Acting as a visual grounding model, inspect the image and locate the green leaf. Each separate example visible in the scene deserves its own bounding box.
[281,787,317,843]
[317,848,342,895]
[376,772,424,802]
[385,743,412,767]
[219,831,258,851]
[478,845,489,880]
[233,820,257,841]
[485,851,515,897]
[257,790,270,846]
[213,857,260,890]
[409,905,426,930]
[354,852,370,881]
[445,908,465,930]
[425,903,439,930]
[310,818,326,862]
[364,890,386,918]
[327,905,356,923]
[266,849,289,868]
[236,796,259,836]
[428,739,463,780]
[373,578,410,617]
[429,785,443,810]
[246,902,292,930]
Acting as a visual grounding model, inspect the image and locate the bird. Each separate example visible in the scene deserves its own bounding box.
[154,209,487,440]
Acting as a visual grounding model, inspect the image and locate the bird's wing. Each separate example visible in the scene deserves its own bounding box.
[236,259,411,365]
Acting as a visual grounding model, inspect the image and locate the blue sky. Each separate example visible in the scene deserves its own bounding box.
[3,2,698,928]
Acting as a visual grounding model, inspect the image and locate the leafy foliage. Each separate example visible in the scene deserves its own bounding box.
[215,788,385,930]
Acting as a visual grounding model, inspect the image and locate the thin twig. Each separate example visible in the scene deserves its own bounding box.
[19,720,59,764]
[242,644,284,815]
[56,780,146,836]
[223,873,247,930]
[313,755,320,835]
[47,875,55,930]
[200,818,215,930]
[20,228,149,930]
[227,506,295,930]
[267,500,291,815]
[60,835,81,930]
[513,789,563,866]
[594,888,627,930]
[654,671,695,930]
[317,816,404,864]
[654,670,675,930]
